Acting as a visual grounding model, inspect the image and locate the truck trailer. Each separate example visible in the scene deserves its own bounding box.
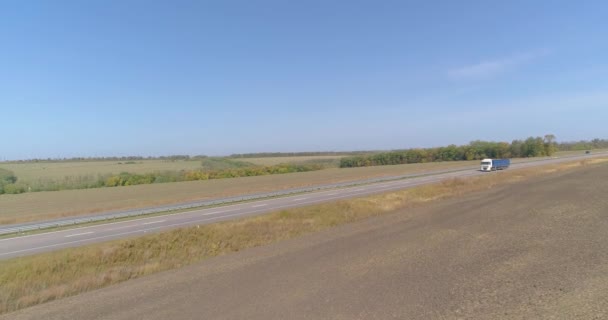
[480,158,510,171]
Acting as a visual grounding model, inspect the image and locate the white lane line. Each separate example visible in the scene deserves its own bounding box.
[201,210,229,216]
[107,225,137,231]
[142,220,166,225]
[292,198,308,202]
[251,204,267,208]
[327,193,338,196]
[64,231,94,238]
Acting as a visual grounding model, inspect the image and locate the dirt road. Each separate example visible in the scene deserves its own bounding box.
[5,162,608,319]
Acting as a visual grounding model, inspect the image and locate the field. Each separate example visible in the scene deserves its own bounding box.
[241,155,344,166]
[0,158,259,183]
[1,158,606,316]
[2,151,599,184]
[0,160,484,225]
[1,160,199,181]
[0,151,600,225]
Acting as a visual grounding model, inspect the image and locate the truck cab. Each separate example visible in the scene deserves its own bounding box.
[480,159,493,171]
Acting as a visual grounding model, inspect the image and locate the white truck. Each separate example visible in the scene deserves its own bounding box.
[480,158,510,172]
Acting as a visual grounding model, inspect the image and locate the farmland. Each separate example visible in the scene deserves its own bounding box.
[241,155,344,167]
[1,158,607,316]
[0,158,252,183]
[0,156,340,188]
[0,159,481,225]
[0,150,601,225]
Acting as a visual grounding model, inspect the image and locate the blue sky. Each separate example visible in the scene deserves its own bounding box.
[2,1,607,160]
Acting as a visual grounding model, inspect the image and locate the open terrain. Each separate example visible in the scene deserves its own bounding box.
[2,159,608,319]
[0,155,346,183]
[241,155,344,166]
[1,159,206,182]
[0,159,485,224]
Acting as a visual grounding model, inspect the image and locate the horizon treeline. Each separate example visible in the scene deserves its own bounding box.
[229,151,370,158]
[339,135,585,168]
[557,138,608,151]
[2,155,208,163]
[3,139,607,164]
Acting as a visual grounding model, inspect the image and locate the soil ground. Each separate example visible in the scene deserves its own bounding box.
[3,162,608,320]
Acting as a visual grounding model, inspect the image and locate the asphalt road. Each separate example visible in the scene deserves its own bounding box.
[4,155,608,320]
[0,153,604,260]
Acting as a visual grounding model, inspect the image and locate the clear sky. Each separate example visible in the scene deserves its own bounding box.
[2,0,607,160]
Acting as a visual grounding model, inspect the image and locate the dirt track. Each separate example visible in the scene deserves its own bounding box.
[4,162,608,319]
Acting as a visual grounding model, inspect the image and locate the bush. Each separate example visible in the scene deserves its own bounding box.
[3,183,27,194]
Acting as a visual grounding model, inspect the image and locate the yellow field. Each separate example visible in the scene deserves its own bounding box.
[0,160,481,225]
[1,160,204,182]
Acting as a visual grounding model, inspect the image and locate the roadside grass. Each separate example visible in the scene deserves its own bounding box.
[1,158,606,314]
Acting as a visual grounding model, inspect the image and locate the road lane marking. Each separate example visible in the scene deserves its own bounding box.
[201,210,229,216]
[251,204,267,208]
[292,198,308,201]
[64,232,94,238]
[142,220,166,225]
[108,225,138,231]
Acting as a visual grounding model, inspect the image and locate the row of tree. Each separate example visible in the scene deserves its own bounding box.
[340,135,558,168]
[557,138,608,151]
[3,155,209,163]
[229,151,371,158]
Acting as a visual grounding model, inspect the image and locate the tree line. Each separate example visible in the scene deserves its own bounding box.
[557,138,608,151]
[340,135,558,168]
[229,151,370,158]
[3,155,209,163]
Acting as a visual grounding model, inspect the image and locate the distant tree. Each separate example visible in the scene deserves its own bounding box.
[544,134,557,156]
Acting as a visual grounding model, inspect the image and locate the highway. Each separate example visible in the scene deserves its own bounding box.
[0,153,603,260]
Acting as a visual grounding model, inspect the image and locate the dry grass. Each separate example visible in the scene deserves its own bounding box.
[1,157,606,314]
[0,160,485,225]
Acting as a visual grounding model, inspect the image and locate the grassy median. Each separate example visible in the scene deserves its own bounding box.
[1,158,606,314]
